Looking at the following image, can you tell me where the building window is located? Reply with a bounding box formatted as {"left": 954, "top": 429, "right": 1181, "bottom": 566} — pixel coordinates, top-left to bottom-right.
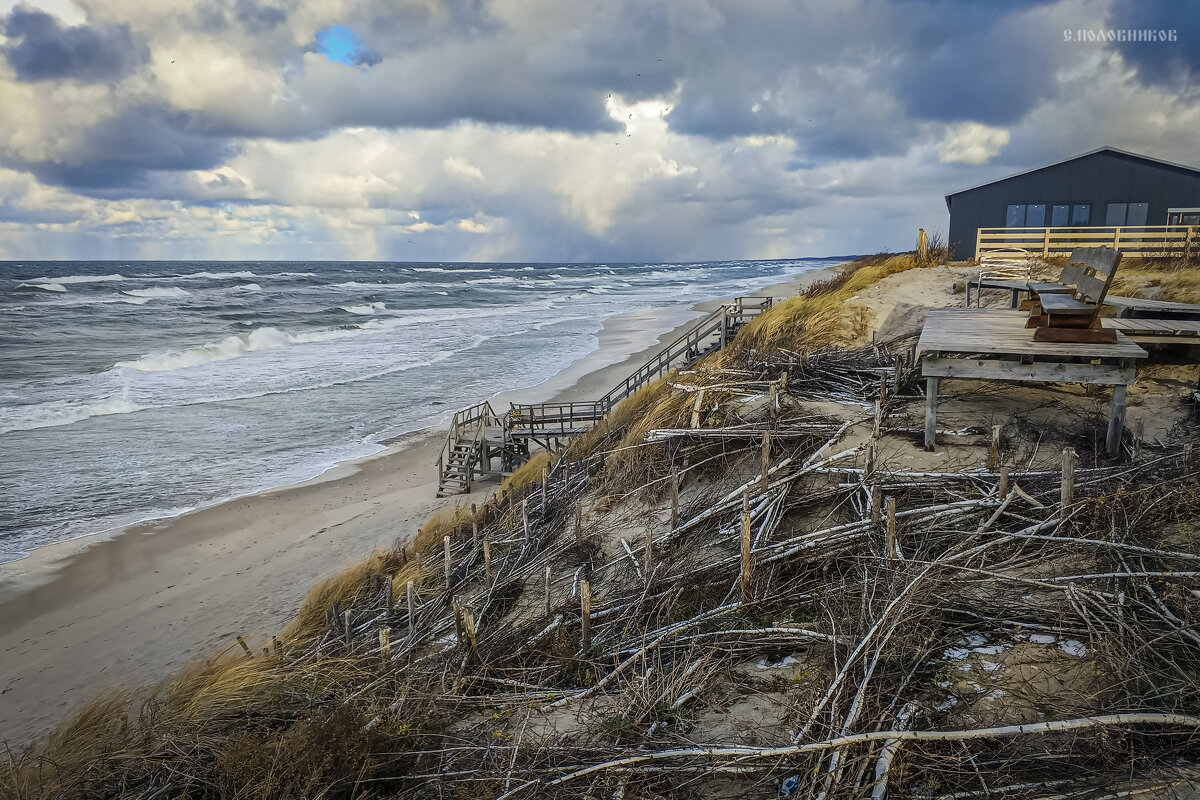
{"left": 1168, "top": 208, "right": 1200, "bottom": 226}
{"left": 1051, "top": 204, "right": 1070, "bottom": 227}
{"left": 1071, "top": 204, "right": 1090, "bottom": 226}
{"left": 1127, "top": 202, "right": 1148, "bottom": 226}
{"left": 1006, "top": 204, "right": 1025, "bottom": 227}
{"left": 1105, "top": 202, "right": 1148, "bottom": 226}
{"left": 1025, "top": 204, "right": 1046, "bottom": 227}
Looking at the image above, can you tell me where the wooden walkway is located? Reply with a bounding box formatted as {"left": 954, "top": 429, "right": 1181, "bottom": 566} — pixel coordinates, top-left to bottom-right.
{"left": 918, "top": 309, "right": 1147, "bottom": 455}
{"left": 437, "top": 296, "right": 774, "bottom": 496}
{"left": 1103, "top": 317, "right": 1200, "bottom": 344}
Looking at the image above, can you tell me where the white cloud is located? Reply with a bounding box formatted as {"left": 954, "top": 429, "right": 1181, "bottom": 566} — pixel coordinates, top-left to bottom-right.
{"left": 938, "top": 123, "right": 1011, "bottom": 165}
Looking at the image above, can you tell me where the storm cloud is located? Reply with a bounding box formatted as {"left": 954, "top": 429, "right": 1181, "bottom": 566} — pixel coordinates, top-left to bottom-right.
{"left": 2, "top": 5, "right": 148, "bottom": 82}
{"left": 0, "top": 0, "right": 1195, "bottom": 261}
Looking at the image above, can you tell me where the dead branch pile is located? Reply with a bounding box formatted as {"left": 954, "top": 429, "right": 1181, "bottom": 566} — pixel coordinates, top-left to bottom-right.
{"left": 7, "top": 343, "right": 1200, "bottom": 800}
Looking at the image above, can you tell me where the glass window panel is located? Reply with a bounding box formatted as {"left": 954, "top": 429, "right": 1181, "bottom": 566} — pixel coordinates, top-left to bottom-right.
{"left": 1126, "top": 202, "right": 1148, "bottom": 226}
{"left": 1025, "top": 204, "right": 1046, "bottom": 226}
{"left": 1106, "top": 203, "right": 1127, "bottom": 226}
{"left": 1071, "top": 204, "right": 1090, "bottom": 225}
{"left": 1006, "top": 205, "right": 1025, "bottom": 227}
{"left": 1184, "top": 213, "right": 1200, "bottom": 226}
{"left": 1051, "top": 205, "right": 1070, "bottom": 227}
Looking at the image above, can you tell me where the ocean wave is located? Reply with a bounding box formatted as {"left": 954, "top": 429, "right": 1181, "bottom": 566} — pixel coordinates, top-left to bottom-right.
{"left": 466, "top": 276, "right": 516, "bottom": 285}
{"left": 332, "top": 281, "right": 421, "bottom": 290}
{"left": 34, "top": 273, "right": 125, "bottom": 284}
{"left": 112, "top": 323, "right": 386, "bottom": 373}
{"left": 234, "top": 283, "right": 262, "bottom": 292}
{"left": 176, "top": 270, "right": 258, "bottom": 280}
{"left": 273, "top": 271, "right": 316, "bottom": 277}
{"left": 411, "top": 266, "right": 493, "bottom": 273}
{"left": 123, "top": 286, "right": 192, "bottom": 299}
{"left": 16, "top": 282, "right": 67, "bottom": 293}
{"left": 340, "top": 302, "right": 386, "bottom": 315}
{"left": 0, "top": 396, "right": 142, "bottom": 434}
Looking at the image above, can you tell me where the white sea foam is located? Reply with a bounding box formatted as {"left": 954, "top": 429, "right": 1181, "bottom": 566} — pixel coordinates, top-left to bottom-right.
{"left": 16, "top": 282, "right": 67, "bottom": 293}
{"left": 123, "top": 286, "right": 192, "bottom": 299}
{"left": 411, "top": 266, "right": 493, "bottom": 273}
{"left": 35, "top": 273, "right": 126, "bottom": 284}
{"left": 114, "top": 324, "right": 378, "bottom": 372}
{"left": 466, "top": 276, "right": 516, "bottom": 285}
{"left": 340, "top": 302, "right": 386, "bottom": 315}
{"left": 176, "top": 270, "right": 258, "bottom": 280}
{"left": 234, "top": 283, "right": 262, "bottom": 292}
{"left": 332, "top": 281, "right": 421, "bottom": 290}
{"left": 0, "top": 396, "right": 142, "bottom": 434}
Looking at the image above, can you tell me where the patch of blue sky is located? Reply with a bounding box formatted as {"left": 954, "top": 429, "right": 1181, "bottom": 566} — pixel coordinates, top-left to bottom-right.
{"left": 314, "top": 25, "right": 380, "bottom": 67}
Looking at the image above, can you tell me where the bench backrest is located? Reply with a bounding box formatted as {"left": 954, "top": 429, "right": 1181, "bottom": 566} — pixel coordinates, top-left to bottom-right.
{"left": 979, "top": 248, "right": 1032, "bottom": 281}
{"left": 1064, "top": 246, "right": 1122, "bottom": 305}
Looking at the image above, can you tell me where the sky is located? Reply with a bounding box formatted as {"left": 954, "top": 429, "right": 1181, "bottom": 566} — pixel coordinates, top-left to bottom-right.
{"left": 0, "top": 0, "right": 1196, "bottom": 262}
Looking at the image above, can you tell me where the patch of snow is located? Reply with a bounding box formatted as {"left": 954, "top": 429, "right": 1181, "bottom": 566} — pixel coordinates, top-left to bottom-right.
{"left": 1059, "top": 639, "right": 1087, "bottom": 657}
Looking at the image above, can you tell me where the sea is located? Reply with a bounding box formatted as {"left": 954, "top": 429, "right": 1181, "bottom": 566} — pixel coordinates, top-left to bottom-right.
{"left": 0, "top": 258, "right": 841, "bottom": 562}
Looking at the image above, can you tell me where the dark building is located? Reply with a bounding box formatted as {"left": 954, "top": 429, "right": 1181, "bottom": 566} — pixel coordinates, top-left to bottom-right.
{"left": 945, "top": 147, "right": 1200, "bottom": 260}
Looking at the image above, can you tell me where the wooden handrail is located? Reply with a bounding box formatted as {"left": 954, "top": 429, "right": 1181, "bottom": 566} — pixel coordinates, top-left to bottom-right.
{"left": 438, "top": 296, "right": 774, "bottom": 494}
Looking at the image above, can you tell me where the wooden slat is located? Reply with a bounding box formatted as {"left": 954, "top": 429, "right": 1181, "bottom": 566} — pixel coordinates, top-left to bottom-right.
{"left": 923, "top": 358, "right": 1136, "bottom": 385}
{"left": 917, "top": 309, "right": 1146, "bottom": 359}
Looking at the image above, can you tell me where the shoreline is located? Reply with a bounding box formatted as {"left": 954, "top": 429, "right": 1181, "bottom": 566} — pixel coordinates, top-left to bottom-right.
{"left": 0, "top": 264, "right": 838, "bottom": 747}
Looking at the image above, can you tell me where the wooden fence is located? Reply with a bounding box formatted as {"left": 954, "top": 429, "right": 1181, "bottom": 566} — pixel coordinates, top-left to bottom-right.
{"left": 976, "top": 225, "right": 1196, "bottom": 260}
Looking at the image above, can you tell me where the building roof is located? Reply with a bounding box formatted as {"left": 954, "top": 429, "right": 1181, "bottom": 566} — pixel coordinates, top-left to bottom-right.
{"left": 944, "top": 146, "right": 1200, "bottom": 212}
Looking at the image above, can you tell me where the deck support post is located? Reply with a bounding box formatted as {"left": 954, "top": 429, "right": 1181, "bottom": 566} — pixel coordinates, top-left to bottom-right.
{"left": 924, "top": 376, "right": 938, "bottom": 451}
{"left": 1107, "top": 384, "right": 1127, "bottom": 457}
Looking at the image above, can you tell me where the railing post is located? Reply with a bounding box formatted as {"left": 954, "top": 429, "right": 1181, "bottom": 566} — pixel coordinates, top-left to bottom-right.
{"left": 1042, "top": 227, "right": 1049, "bottom": 258}
{"left": 1113, "top": 227, "right": 1121, "bottom": 250}
{"left": 975, "top": 226, "right": 982, "bottom": 260}
{"left": 1187, "top": 226, "right": 1194, "bottom": 260}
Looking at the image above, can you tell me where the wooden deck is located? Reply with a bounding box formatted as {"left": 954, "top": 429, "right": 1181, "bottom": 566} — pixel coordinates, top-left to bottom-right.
{"left": 1103, "top": 295, "right": 1200, "bottom": 319}
{"left": 1103, "top": 317, "right": 1200, "bottom": 343}
{"left": 918, "top": 309, "right": 1147, "bottom": 454}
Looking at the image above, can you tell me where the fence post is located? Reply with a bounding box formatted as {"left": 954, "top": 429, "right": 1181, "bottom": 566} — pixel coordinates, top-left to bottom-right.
{"left": 1061, "top": 447, "right": 1076, "bottom": 517}
{"left": 975, "top": 227, "right": 982, "bottom": 260}
{"left": 886, "top": 496, "right": 897, "bottom": 559}
{"left": 406, "top": 580, "right": 415, "bottom": 634}
{"left": 740, "top": 505, "right": 752, "bottom": 604}
{"left": 443, "top": 535, "right": 452, "bottom": 586}
{"left": 1042, "top": 228, "right": 1050, "bottom": 257}
{"left": 483, "top": 540, "right": 493, "bottom": 587}
{"left": 1113, "top": 227, "right": 1122, "bottom": 251}
{"left": 580, "top": 580, "right": 592, "bottom": 653}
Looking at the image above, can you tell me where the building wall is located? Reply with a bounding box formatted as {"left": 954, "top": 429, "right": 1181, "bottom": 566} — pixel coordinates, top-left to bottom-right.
{"left": 946, "top": 151, "right": 1200, "bottom": 260}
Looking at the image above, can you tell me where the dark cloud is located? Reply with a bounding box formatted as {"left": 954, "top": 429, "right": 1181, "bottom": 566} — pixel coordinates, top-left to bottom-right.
{"left": 1106, "top": 0, "right": 1200, "bottom": 84}
{"left": 6, "top": 105, "right": 233, "bottom": 194}
{"left": 234, "top": 0, "right": 287, "bottom": 31}
{"left": 1, "top": 5, "right": 149, "bottom": 83}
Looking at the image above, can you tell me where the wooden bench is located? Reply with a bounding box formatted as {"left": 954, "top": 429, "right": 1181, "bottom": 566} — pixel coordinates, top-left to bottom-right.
{"left": 1026, "top": 246, "right": 1122, "bottom": 343}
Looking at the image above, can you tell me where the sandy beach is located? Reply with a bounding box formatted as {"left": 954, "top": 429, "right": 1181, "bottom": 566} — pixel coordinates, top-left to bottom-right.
{"left": 0, "top": 267, "right": 835, "bottom": 748}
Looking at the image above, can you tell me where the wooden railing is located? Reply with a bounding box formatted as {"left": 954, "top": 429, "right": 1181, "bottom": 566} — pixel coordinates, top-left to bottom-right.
{"left": 598, "top": 295, "right": 774, "bottom": 407}
{"left": 436, "top": 400, "right": 502, "bottom": 483}
{"left": 437, "top": 296, "right": 775, "bottom": 493}
{"left": 976, "top": 225, "right": 1196, "bottom": 260}
{"left": 507, "top": 401, "right": 609, "bottom": 439}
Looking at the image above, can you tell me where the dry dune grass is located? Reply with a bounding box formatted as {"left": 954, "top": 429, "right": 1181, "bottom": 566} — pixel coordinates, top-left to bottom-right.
{"left": 725, "top": 252, "right": 923, "bottom": 356}
{"left": 1109, "top": 256, "right": 1200, "bottom": 304}
{"left": 499, "top": 448, "right": 554, "bottom": 493}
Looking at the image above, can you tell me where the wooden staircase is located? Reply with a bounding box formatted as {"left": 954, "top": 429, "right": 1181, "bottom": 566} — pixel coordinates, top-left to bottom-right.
{"left": 436, "top": 296, "right": 774, "bottom": 496}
